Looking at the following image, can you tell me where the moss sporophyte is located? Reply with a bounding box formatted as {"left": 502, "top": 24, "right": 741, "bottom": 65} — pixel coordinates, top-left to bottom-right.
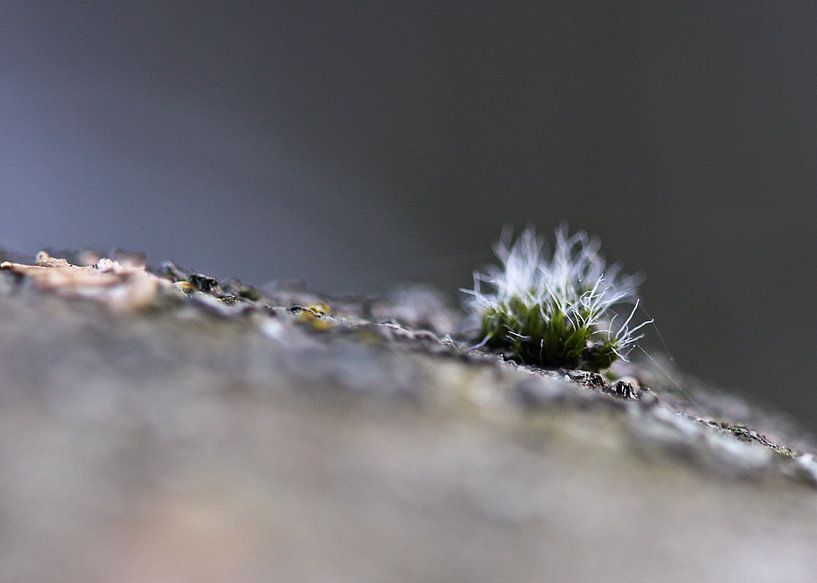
{"left": 462, "top": 227, "right": 652, "bottom": 372}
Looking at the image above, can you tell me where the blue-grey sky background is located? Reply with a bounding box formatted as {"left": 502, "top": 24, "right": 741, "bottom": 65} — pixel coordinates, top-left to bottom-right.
{"left": 2, "top": 2, "right": 816, "bottom": 426}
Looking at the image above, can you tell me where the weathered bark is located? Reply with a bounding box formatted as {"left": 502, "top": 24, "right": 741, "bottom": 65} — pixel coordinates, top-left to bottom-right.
{"left": 0, "top": 262, "right": 815, "bottom": 583}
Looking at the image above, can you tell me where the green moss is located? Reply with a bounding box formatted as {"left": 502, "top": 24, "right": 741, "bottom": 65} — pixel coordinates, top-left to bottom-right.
{"left": 481, "top": 295, "right": 619, "bottom": 371}
{"left": 465, "top": 228, "right": 651, "bottom": 372}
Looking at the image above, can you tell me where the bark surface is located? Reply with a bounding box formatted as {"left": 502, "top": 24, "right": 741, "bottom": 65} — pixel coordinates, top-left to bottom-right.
{"left": 0, "top": 261, "right": 815, "bottom": 583}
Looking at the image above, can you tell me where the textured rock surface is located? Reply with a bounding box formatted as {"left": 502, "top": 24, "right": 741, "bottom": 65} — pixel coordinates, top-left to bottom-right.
{"left": 0, "top": 263, "right": 816, "bottom": 583}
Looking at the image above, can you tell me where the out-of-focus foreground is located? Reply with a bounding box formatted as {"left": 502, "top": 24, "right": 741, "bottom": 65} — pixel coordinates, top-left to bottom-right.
{"left": 0, "top": 262, "right": 816, "bottom": 583}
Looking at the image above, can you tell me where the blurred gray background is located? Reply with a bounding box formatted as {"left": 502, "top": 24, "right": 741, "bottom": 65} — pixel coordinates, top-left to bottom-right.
{"left": 1, "top": 2, "right": 815, "bottom": 427}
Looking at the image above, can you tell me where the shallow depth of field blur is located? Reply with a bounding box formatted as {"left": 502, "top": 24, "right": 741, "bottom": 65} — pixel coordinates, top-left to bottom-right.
{"left": 1, "top": 2, "right": 816, "bottom": 427}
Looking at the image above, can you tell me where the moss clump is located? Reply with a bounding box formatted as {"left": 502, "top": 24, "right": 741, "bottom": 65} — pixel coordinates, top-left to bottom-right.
{"left": 464, "top": 228, "right": 650, "bottom": 371}
{"left": 480, "top": 297, "right": 619, "bottom": 371}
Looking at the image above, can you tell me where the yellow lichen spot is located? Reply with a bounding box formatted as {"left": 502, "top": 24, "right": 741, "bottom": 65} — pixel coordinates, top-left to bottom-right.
{"left": 173, "top": 281, "right": 195, "bottom": 294}
{"left": 309, "top": 318, "right": 335, "bottom": 331}
{"left": 294, "top": 305, "right": 335, "bottom": 330}
{"left": 305, "top": 303, "right": 332, "bottom": 316}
